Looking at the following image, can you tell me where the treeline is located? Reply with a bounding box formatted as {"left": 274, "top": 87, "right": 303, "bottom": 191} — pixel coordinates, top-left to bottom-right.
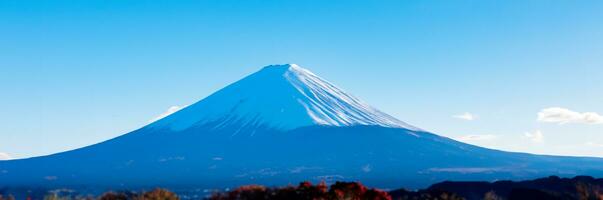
{"left": 211, "top": 176, "right": 603, "bottom": 200}
{"left": 209, "top": 181, "right": 390, "bottom": 200}
{"left": 0, "top": 188, "right": 178, "bottom": 200}
{"left": 426, "top": 176, "right": 603, "bottom": 200}
{"left": 3, "top": 176, "right": 603, "bottom": 200}
{"left": 0, "top": 182, "right": 390, "bottom": 200}
{"left": 98, "top": 188, "right": 178, "bottom": 200}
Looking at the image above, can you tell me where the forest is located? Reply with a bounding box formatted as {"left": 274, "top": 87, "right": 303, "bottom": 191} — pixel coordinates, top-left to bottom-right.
{"left": 2, "top": 176, "right": 603, "bottom": 200}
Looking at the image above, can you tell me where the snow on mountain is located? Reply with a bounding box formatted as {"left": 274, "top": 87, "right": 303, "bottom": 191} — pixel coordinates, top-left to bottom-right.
{"left": 150, "top": 64, "right": 418, "bottom": 132}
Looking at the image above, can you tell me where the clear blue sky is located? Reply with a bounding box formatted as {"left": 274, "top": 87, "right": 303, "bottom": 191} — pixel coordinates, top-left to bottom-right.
{"left": 1, "top": 0, "right": 602, "bottom": 159}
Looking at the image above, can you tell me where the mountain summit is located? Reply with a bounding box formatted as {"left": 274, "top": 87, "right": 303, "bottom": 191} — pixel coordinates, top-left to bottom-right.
{"left": 151, "top": 64, "right": 417, "bottom": 132}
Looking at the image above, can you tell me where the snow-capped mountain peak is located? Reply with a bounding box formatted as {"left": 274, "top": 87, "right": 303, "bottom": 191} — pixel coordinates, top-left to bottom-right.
{"left": 150, "top": 64, "right": 419, "bottom": 132}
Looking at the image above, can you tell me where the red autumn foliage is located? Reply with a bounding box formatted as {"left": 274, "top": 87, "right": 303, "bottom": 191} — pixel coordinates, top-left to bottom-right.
{"left": 209, "top": 181, "right": 391, "bottom": 200}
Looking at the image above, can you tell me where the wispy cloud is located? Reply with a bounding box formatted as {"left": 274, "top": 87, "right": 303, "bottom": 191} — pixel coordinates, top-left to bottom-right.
{"left": 585, "top": 142, "right": 603, "bottom": 148}
{"left": 453, "top": 112, "right": 477, "bottom": 121}
{"left": 149, "top": 105, "right": 188, "bottom": 123}
{"left": 538, "top": 107, "right": 603, "bottom": 125}
{"left": 455, "top": 134, "right": 498, "bottom": 142}
{"left": 524, "top": 130, "right": 544, "bottom": 143}
{"left": 0, "top": 152, "right": 11, "bottom": 160}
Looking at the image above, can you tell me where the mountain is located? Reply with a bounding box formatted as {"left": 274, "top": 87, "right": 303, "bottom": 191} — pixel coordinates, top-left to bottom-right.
{"left": 1, "top": 64, "right": 603, "bottom": 191}
{"left": 150, "top": 64, "right": 417, "bottom": 133}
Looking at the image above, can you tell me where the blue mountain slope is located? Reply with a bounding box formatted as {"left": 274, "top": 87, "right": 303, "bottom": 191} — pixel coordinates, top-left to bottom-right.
{"left": 2, "top": 125, "right": 603, "bottom": 189}
{"left": 1, "top": 64, "right": 603, "bottom": 190}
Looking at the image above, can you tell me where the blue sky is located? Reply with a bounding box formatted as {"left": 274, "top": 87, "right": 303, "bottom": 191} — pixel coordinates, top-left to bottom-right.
{"left": 1, "top": 0, "right": 602, "bottom": 160}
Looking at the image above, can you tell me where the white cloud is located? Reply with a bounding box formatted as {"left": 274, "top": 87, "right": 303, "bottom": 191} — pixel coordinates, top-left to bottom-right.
{"left": 455, "top": 134, "right": 498, "bottom": 142}
{"left": 453, "top": 112, "right": 477, "bottom": 121}
{"left": 0, "top": 152, "right": 12, "bottom": 160}
{"left": 585, "top": 142, "right": 603, "bottom": 148}
{"left": 537, "top": 107, "right": 603, "bottom": 125}
{"left": 149, "top": 105, "right": 188, "bottom": 123}
{"left": 524, "top": 130, "right": 544, "bottom": 143}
